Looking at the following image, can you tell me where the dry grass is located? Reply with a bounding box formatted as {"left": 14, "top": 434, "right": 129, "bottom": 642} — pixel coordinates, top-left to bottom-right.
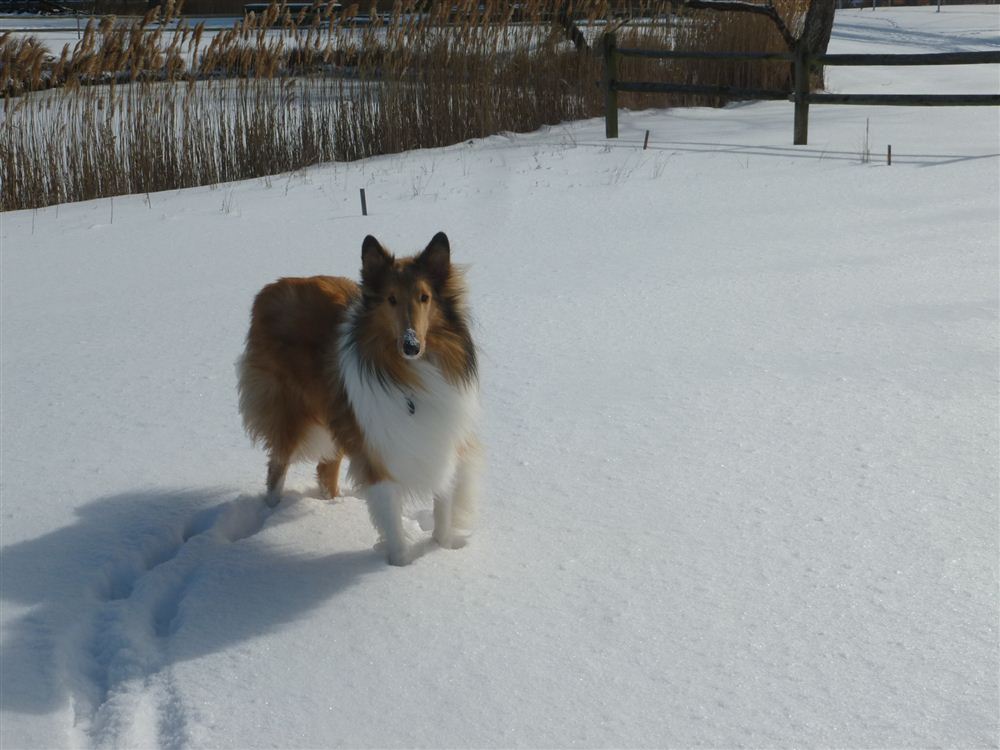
{"left": 1, "top": 33, "right": 53, "bottom": 96}
{"left": 1, "top": 0, "right": 810, "bottom": 211}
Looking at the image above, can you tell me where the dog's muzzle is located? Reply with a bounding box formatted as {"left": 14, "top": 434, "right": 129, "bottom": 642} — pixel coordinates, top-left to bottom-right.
{"left": 402, "top": 328, "right": 421, "bottom": 358}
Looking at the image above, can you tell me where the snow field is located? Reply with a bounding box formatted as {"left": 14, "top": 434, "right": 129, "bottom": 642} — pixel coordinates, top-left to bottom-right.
{"left": 2, "top": 6, "right": 998, "bottom": 749}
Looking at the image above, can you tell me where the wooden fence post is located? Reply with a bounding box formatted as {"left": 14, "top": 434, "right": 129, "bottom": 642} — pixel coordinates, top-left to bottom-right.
{"left": 603, "top": 32, "right": 619, "bottom": 139}
{"left": 793, "top": 46, "right": 810, "bottom": 145}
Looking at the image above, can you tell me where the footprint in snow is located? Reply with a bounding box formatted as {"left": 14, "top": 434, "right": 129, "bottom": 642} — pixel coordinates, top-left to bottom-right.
{"left": 73, "top": 493, "right": 273, "bottom": 749}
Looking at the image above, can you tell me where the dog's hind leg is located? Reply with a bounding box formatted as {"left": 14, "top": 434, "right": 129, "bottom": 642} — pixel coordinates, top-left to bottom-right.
{"left": 317, "top": 453, "right": 343, "bottom": 499}
{"left": 260, "top": 398, "right": 312, "bottom": 508}
{"left": 265, "top": 457, "right": 289, "bottom": 508}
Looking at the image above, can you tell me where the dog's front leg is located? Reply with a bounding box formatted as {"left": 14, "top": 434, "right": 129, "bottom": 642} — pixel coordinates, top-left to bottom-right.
{"left": 433, "top": 441, "right": 480, "bottom": 550}
{"left": 432, "top": 494, "right": 461, "bottom": 550}
{"left": 365, "top": 481, "right": 411, "bottom": 566}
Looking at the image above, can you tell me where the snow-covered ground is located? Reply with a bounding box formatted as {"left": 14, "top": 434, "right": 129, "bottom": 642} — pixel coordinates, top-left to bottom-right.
{"left": 2, "top": 6, "right": 998, "bottom": 749}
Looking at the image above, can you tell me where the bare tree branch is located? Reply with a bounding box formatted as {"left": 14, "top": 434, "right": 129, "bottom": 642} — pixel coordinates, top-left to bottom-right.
{"left": 558, "top": 2, "right": 589, "bottom": 52}
{"left": 676, "top": 0, "right": 798, "bottom": 50}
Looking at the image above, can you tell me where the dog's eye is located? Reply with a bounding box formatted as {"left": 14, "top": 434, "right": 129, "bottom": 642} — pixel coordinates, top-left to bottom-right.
{"left": 387, "top": 295, "right": 397, "bottom": 306}
{"left": 420, "top": 293, "right": 429, "bottom": 303}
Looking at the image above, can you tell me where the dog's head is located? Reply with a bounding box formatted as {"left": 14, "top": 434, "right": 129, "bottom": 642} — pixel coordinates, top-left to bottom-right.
{"left": 360, "top": 232, "right": 452, "bottom": 361}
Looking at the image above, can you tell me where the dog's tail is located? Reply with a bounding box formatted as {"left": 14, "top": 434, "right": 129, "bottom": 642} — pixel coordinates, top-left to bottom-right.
{"left": 236, "top": 353, "right": 268, "bottom": 447}
{"left": 235, "top": 353, "right": 301, "bottom": 455}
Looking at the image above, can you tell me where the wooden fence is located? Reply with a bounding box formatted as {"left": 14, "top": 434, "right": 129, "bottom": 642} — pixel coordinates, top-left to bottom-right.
{"left": 601, "top": 32, "right": 1000, "bottom": 144}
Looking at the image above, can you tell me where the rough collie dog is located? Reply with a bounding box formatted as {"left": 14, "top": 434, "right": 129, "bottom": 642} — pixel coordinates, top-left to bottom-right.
{"left": 237, "top": 232, "right": 480, "bottom": 565}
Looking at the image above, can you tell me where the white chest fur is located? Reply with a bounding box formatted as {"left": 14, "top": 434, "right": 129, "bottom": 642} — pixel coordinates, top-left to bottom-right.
{"left": 339, "top": 347, "right": 479, "bottom": 493}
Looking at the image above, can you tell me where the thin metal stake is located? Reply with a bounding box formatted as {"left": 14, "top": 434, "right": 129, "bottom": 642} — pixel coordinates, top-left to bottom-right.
{"left": 360, "top": 188, "right": 368, "bottom": 216}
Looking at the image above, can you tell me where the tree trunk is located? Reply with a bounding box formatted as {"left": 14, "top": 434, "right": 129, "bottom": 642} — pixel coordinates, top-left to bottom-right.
{"left": 799, "top": 0, "right": 837, "bottom": 87}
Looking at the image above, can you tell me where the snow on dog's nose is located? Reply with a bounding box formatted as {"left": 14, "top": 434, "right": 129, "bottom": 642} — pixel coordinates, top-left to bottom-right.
{"left": 402, "top": 328, "right": 421, "bottom": 359}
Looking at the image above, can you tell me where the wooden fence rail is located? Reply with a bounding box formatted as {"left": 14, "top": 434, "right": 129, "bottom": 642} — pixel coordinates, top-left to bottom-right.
{"left": 601, "top": 32, "right": 1000, "bottom": 144}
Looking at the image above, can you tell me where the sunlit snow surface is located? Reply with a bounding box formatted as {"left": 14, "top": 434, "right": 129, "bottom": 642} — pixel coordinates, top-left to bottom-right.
{"left": 2, "top": 6, "right": 998, "bottom": 748}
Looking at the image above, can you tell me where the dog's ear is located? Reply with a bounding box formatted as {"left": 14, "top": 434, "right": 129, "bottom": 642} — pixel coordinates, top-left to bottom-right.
{"left": 361, "top": 235, "right": 392, "bottom": 289}
{"left": 416, "top": 232, "right": 450, "bottom": 287}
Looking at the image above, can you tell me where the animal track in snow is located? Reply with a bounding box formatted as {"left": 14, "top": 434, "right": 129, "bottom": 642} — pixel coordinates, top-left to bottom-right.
{"left": 68, "top": 494, "right": 272, "bottom": 750}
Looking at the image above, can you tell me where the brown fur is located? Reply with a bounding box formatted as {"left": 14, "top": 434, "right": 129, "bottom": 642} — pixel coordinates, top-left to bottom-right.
{"left": 237, "top": 233, "right": 477, "bottom": 506}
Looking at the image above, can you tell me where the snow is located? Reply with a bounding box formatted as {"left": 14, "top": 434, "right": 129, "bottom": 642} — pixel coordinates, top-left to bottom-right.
{"left": 2, "top": 5, "right": 998, "bottom": 749}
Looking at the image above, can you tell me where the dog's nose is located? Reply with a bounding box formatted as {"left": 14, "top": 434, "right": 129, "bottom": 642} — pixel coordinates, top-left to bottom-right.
{"left": 402, "top": 329, "right": 421, "bottom": 358}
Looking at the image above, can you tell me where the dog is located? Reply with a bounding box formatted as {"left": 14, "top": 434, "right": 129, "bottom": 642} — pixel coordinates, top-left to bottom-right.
{"left": 237, "top": 232, "right": 480, "bottom": 565}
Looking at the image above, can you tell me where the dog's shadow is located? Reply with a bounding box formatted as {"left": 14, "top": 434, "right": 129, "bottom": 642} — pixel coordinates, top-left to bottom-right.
{"left": 0, "top": 487, "right": 390, "bottom": 718}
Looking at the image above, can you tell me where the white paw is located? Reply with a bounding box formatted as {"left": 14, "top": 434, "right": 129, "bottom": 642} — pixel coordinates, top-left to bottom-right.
{"left": 387, "top": 547, "right": 413, "bottom": 566}
{"left": 374, "top": 540, "right": 413, "bottom": 566}
{"left": 433, "top": 532, "right": 468, "bottom": 551}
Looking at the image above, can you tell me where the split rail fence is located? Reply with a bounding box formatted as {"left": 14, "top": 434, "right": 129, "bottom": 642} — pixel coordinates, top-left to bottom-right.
{"left": 600, "top": 32, "right": 1000, "bottom": 144}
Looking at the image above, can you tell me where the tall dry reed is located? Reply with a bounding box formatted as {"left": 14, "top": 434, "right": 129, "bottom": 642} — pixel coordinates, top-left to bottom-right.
{"left": 2, "top": 0, "right": 809, "bottom": 211}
